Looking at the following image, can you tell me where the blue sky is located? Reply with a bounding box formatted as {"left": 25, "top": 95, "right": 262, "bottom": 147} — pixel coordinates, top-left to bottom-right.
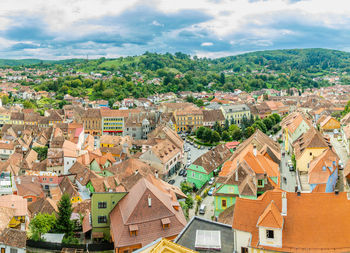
{"left": 0, "top": 0, "right": 350, "bottom": 59}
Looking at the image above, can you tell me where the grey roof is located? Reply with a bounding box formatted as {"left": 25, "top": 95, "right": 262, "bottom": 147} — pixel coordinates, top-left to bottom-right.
{"left": 221, "top": 104, "right": 250, "bottom": 113}
{"left": 174, "top": 216, "right": 234, "bottom": 253}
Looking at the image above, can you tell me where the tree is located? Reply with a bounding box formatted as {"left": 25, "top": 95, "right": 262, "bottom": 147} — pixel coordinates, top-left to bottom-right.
{"left": 263, "top": 117, "right": 273, "bottom": 130}
{"left": 203, "top": 128, "right": 212, "bottom": 142}
{"left": 224, "top": 119, "right": 229, "bottom": 131}
{"left": 55, "top": 194, "right": 74, "bottom": 236}
{"left": 221, "top": 131, "right": 230, "bottom": 141}
{"left": 232, "top": 129, "right": 242, "bottom": 141}
{"left": 196, "top": 126, "right": 206, "bottom": 139}
{"left": 219, "top": 73, "right": 225, "bottom": 84}
{"left": 244, "top": 126, "right": 255, "bottom": 138}
{"left": 212, "top": 131, "right": 221, "bottom": 143}
{"left": 1, "top": 96, "right": 9, "bottom": 105}
{"left": 271, "top": 113, "right": 281, "bottom": 123}
{"left": 29, "top": 213, "right": 56, "bottom": 241}
{"left": 33, "top": 146, "right": 48, "bottom": 161}
{"left": 213, "top": 121, "right": 222, "bottom": 134}
{"left": 102, "top": 89, "right": 115, "bottom": 98}
{"left": 23, "top": 100, "right": 36, "bottom": 109}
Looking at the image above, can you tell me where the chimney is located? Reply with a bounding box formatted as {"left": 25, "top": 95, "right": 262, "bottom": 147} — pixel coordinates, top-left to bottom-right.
{"left": 17, "top": 178, "right": 21, "bottom": 185}
{"left": 155, "top": 170, "right": 159, "bottom": 178}
{"left": 253, "top": 144, "right": 257, "bottom": 157}
{"left": 148, "top": 195, "right": 152, "bottom": 207}
{"left": 297, "top": 190, "right": 301, "bottom": 196}
{"left": 31, "top": 177, "right": 34, "bottom": 183}
{"left": 281, "top": 192, "right": 287, "bottom": 216}
{"left": 335, "top": 189, "right": 339, "bottom": 195}
{"left": 135, "top": 169, "right": 138, "bottom": 175}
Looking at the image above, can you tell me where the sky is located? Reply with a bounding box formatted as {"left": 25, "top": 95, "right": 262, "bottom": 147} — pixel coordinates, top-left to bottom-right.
{"left": 1, "top": 0, "right": 350, "bottom": 59}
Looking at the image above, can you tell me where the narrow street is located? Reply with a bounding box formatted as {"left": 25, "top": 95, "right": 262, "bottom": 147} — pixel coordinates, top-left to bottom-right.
{"left": 279, "top": 142, "right": 298, "bottom": 192}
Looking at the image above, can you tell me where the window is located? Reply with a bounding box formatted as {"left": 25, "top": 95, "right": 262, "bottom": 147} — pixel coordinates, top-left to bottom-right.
{"left": 258, "top": 179, "right": 263, "bottom": 187}
{"left": 49, "top": 178, "right": 53, "bottom": 182}
{"left": 130, "top": 230, "right": 137, "bottom": 236}
{"left": 98, "top": 216, "right": 107, "bottom": 223}
{"left": 98, "top": 202, "right": 107, "bottom": 209}
{"left": 266, "top": 229, "right": 274, "bottom": 239}
{"left": 27, "top": 198, "right": 33, "bottom": 202}
{"left": 222, "top": 199, "right": 227, "bottom": 208}
{"left": 241, "top": 247, "right": 248, "bottom": 253}
{"left": 45, "top": 185, "right": 49, "bottom": 190}
{"left": 310, "top": 152, "right": 312, "bottom": 156}
{"left": 10, "top": 249, "right": 18, "bottom": 253}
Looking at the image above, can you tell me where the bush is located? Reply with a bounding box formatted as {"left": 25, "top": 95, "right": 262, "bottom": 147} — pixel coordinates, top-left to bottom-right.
{"left": 185, "top": 195, "right": 194, "bottom": 209}
{"left": 62, "top": 236, "right": 79, "bottom": 245}
{"left": 180, "top": 181, "right": 193, "bottom": 195}
{"left": 195, "top": 195, "right": 202, "bottom": 203}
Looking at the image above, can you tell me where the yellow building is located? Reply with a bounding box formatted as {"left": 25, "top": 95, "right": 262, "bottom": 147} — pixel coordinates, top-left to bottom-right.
{"left": 138, "top": 238, "right": 198, "bottom": 253}
{"left": 319, "top": 116, "right": 340, "bottom": 133}
{"left": 220, "top": 104, "right": 251, "bottom": 125}
{"left": 0, "top": 109, "right": 10, "bottom": 128}
{"left": 292, "top": 128, "right": 329, "bottom": 172}
{"left": 173, "top": 106, "right": 203, "bottom": 133}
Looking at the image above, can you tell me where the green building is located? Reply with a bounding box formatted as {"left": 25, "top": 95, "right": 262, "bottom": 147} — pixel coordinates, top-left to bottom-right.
{"left": 91, "top": 192, "right": 127, "bottom": 238}
{"left": 186, "top": 144, "right": 232, "bottom": 189}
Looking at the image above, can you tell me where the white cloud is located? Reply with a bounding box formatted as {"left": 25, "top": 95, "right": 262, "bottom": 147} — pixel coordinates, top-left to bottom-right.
{"left": 201, "top": 42, "right": 213, "bottom": 46}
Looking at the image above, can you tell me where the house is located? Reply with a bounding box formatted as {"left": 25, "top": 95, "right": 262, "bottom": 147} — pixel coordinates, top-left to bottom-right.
{"left": 0, "top": 141, "right": 15, "bottom": 160}
{"left": 292, "top": 128, "right": 331, "bottom": 172}
{"left": 28, "top": 197, "right": 58, "bottom": 218}
{"left": 342, "top": 124, "right": 350, "bottom": 155}
{"left": 174, "top": 216, "right": 234, "bottom": 253}
{"left": 214, "top": 146, "right": 279, "bottom": 216}
{"left": 81, "top": 109, "right": 102, "bottom": 136}
{"left": 319, "top": 116, "right": 340, "bottom": 133}
{"left": 0, "top": 228, "right": 26, "bottom": 253}
{"left": 220, "top": 104, "right": 250, "bottom": 125}
{"left": 0, "top": 172, "right": 15, "bottom": 195}
{"left": 62, "top": 140, "right": 79, "bottom": 174}
{"left": 140, "top": 139, "right": 182, "bottom": 178}
{"left": 135, "top": 238, "right": 197, "bottom": 253}
{"left": 15, "top": 175, "right": 45, "bottom": 203}
{"left": 0, "top": 195, "right": 27, "bottom": 229}
{"left": 109, "top": 178, "right": 186, "bottom": 253}
{"left": 187, "top": 144, "right": 231, "bottom": 189}
{"left": 90, "top": 192, "right": 127, "bottom": 240}
{"left": 281, "top": 112, "right": 311, "bottom": 152}
{"left": 308, "top": 148, "right": 339, "bottom": 193}
{"left": 202, "top": 109, "right": 225, "bottom": 127}
{"left": 173, "top": 106, "right": 203, "bottom": 133}
{"left": 59, "top": 176, "right": 82, "bottom": 203}
{"left": 233, "top": 190, "right": 350, "bottom": 253}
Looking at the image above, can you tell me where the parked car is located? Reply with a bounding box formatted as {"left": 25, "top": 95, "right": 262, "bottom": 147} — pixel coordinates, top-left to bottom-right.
{"left": 208, "top": 147, "right": 213, "bottom": 150}
{"left": 338, "top": 136, "right": 342, "bottom": 141}
{"left": 208, "top": 177, "right": 215, "bottom": 185}
{"left": 208, "top": 187, "right": 215, "bottom": 196}
{"left": 179, "top": 169, "right": 185, "bottom": 176}
{"left": 187, "top": 156, "right": 191, "bottom": 160}
{"left": 186, "top": 161, "right": 191, "bottom": 167}
{"left": 199, "top": 204, "right": 206, "bottom": 215}
{"left": 183, "top": 170, "right": 187, "bottom": 177}
{"left": 201, "top": 146, "right": 205, "bottom": 150}
{"left": 168, "top": 179, "right": 175, "bottom": 185}
{"left": 339, "top": 161, "right": 344, "bottom": 170}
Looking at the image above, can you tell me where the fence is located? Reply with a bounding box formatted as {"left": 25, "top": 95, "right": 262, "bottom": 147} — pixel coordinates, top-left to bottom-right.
{"left": 26, "top": 239, "right": 114, "bottom": 252}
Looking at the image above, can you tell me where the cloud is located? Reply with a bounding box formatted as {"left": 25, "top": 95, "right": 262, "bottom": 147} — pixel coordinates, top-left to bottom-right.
{"left": 0, "top": 0, "right": 350, "bottom": 58}
{"left": 201, "top": 42, "right": 213, "bottom": 46}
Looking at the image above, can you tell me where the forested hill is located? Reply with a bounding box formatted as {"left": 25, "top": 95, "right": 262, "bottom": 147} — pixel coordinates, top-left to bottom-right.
{"left": 4, "top": 48, "right": 350, "bottom": 101}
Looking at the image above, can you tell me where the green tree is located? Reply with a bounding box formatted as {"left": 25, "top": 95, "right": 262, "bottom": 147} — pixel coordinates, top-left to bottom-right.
{"left": 221, "top": 131, "right": 230, "bottom": 141}
{"left": 212, "top": 131, "right": 221, "bottom": 143}
{"left": 1, "top": 96, "right": 9, "bottom": 105}
{"left": 271, "top": 113, "right": 281, "bottom": 123}
{"left": 244, "top": 126, "right": 255, "bottom": 138}
{"left": 263, "top": 117, "right": 273, "bottom": 130}
{"left": 219, "top": 73, "right": 225, "bottom": 84}
{"left": 102, "top": 88, "right": 115, "bottom": 98}
{"left": 23, "top": 100, "right": 36, "bottom": 109}
{"left": 232, "top": 129, "right": 242, "bottom": 141}
{"left": 33, "top": 147, "right": 48, "bottom": 161}
{"left": 29, "top": 213, "right": 56, "bottom": 241}
{"left": 203, "top": 128, "right": 212, "bottom": 142}
{"left": 55, "top": 193, "right": 74, "bottom": 236}
{"left": 196, "top": 126, "right": 206, "bottom": 139}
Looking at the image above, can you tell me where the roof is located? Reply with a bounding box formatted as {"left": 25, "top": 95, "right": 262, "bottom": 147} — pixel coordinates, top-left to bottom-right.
{"left": 0, "top": 228, "right": 26, "bottom": 249}
{"left": 233, "top": 190, "right": 350, "bottom": 252}
{"left": 293, "top": 128, "right": 331, "bottom": 159}
{"left": 256, "top": 200, "right": 283, "bottom": 228}
{"left": 15, "top": 175, "right": 44, "bottom": 198}
{"left": 320, "top": 116, "right": 339, "bottom": 128}
{"left": 28, "top": 197, "right": 58, "bottom": 217}
{"left": 202, "top": 110, "right": 225, "bottom": 123}
{"left": 308, "top": 148, "right": 339, "bottom": 185}
{"left": 109, "top": 178, "right": 186, "bottom": 248}
{"left": 174, "top": 216, "right": 234, "bottom": 253}
{"left": 135, "top": 238, "right": 198, "bottom": 253}
{"left": 192, "top": 144, "right": 231, "bottom": 174}
{"left": 0, "top": 194, "right": 27, "bottom": 216}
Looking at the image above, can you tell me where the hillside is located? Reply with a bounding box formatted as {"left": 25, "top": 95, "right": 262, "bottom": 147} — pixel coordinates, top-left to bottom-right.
{"left": 3, "top": 48, "right": 350, "bottom": 104}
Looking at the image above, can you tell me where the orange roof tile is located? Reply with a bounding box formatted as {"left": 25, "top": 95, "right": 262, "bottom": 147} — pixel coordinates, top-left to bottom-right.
{"left": 257, "top": 200, "right": 283, "bottom": 229}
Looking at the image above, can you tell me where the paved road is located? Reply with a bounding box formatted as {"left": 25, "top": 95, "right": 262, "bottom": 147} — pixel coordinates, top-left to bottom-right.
{"left": 171, "top": 142, "right": 209, "bottom": 188}
{"left": 279, "top": 142, "right": 298, "bottom": 192}
{"left": 188, "top": 195, "right": 214, "bottom": 220}
{"left": 330, "top": 134, "right": 349, "bottom": 164}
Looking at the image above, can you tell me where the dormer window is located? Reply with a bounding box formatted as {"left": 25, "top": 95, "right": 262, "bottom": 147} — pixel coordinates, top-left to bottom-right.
{"left": 129, "top": 224, "right": 138, "bottom": 236}
{"left": 266, "top": 230, "right": 274, "bottom": 239}
{"left": 161, "top": 218, "right": 170, "bottom": 229}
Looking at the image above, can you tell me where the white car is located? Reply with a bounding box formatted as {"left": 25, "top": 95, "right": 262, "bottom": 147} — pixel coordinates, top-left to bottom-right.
{"left": 208, "top": 177, "right": 215, "bottom": 185}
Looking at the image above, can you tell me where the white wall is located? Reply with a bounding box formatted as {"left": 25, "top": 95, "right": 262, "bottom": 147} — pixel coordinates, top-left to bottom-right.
{"left": 63, "top": 157, "right": 76, "bottom": 175}
{"left": 258, "top": 227, "right": 282, "bottom": 248}
{"left": 234, "top": 230, "right": 252, "bottom": 253}
{"left": 0, "top": 244, "right": 25, "bottom": 253}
